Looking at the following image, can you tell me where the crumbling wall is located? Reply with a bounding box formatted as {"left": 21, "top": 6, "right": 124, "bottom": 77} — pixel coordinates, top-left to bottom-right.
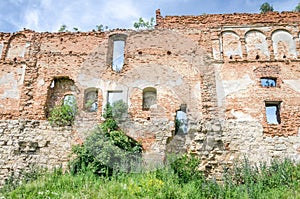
{"left": 0, "top": 120, "right": 77, "bottom": 185}
{"left": 0, "top": 10, "right": 300, "bottom": 183}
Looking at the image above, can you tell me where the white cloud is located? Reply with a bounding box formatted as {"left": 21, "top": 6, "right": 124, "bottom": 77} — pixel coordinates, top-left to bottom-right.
{"left": 24, "top": 9, "right": 40, "bottom": 31}
{"left": 1, "top": 0, "right": 299, "bottom": 32}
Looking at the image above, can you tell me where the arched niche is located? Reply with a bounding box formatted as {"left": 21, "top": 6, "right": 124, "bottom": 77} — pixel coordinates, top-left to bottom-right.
{"left": 84, "top": 88, "right": 98, "bottom": 112}
{"left": 272, "top": 30, "right": 297, "bottom": 59}
{"left": 142, "top": 87, "right": 157, "bottom": 110}
{"left": 45, "top": 77, "right": 77, "bottom": 117}
{"left": 245, "top": 30, "right": 269, "bottom": 60}
{"left": 221, "top": 31, "right": 242, "bottom": 59}
{"left": 6, "top": 34, "right": 29, "bottom": 60}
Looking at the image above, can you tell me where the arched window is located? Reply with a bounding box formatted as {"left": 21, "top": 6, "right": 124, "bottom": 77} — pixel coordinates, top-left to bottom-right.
{"left": 84, "top": 89, "right": 98, "bottom": 112}
{"left": 143, "top": 87, "right": 157, "bottom": 110}
{"left": 45, "top": 77, "right": 77, "bottom": 118}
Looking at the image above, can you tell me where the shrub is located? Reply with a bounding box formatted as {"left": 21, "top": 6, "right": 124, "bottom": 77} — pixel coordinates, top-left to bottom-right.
{"left": 112, "top": 100, "right": 128, "bottom": 119}
{"left": 69, "top": 101, "right": 142, "bottom": 176}
{"left": 103, "top": 100, "right": 128, "bottom": 120}
{"left": 170, "top": 154, "right": 204, "bottom": 183}
{"left": 48, "top": 103, "right": 77, "bottom": 126}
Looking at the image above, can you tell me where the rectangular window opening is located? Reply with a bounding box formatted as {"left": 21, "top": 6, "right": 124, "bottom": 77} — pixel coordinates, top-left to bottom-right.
{"left": 261, "top": 78, "right": 276, "bottom": 87}
{"left": 175, "top": 104, "right": 188, "bottom": 134}
{"left": 265, "top": 101, "right": 281, "bottom": 124}
{"left": 107, "top": 91, "right": 123, "bottom": 105}
{"left": 112, "top": 40, "right": 125, "bottom": 72}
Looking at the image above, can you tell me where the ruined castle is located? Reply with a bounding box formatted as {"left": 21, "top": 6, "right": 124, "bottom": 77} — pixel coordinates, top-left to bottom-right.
{"left": 0, "top": 9, "right": 300, "bottom": 183}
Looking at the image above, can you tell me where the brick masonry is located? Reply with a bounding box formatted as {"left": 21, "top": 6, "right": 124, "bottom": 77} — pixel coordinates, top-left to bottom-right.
{"left": 0, "top": 10, "right": 300, "bottom": 183}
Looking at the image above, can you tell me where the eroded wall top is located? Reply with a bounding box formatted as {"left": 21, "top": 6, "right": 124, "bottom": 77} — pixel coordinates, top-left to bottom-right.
{"left": 155, "top": 9, "right": 300, "bottom": 29}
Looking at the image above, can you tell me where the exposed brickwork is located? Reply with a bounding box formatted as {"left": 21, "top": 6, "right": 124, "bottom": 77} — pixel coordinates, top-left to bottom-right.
{"left": 0, "top": 10, "right": 300, "bottom": 183}
{"left": 156, "top": 9, "right": 300, "bottom": 29}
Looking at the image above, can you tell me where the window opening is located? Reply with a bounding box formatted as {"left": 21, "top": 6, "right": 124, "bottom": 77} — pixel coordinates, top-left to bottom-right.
{"left": 175, "top": 104, "right": 188, "bottom": 134}
{"left": 0, "top": 43, "right": 3, "bottom": 57}
{"left": 108, "top": 91, "right": 123, "bottom": 105}
{"left": 142, "top": 87, "right": 157, "bottom": 110}
{"left": 261, "top": 78, "right": 276, "bottom": 87}
{"left": 265, "top": 101, "right": 281, "bottom": 124}
{"left": 112, "top": 40, "right": 125, "bottom": 72}
{"left": 63, "top": 95, "right": 77, "bottom": 114}
{"left": 84, "top": 90, "right": 98, "bottom": 112}
{"left": 50, "top": 80, "right": 55, "bottom": 88}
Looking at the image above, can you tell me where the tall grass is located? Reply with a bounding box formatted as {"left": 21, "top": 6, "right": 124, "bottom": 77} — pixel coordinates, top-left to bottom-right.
{"left": 1, "top": 156, "right": 300, "bottom": 199}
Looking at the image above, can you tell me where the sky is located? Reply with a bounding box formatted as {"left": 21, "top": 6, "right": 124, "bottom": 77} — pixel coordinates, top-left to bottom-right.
{"left": 0, "top": 0, "right": 299, "bottom": 33}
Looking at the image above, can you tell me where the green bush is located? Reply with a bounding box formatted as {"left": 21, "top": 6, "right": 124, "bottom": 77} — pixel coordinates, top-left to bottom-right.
{"left": 111, "top": 100, "right": 128, "bottom": 119}
{"left": 48, "top": 103, "right": 77, "bottom": 126}
{"left": 69, "top": 102, "right": 142, "bottom": 176}
{"left": 103, "top": 100, "right": 128, "bottom": 120}
{"left": 171, "top": 154, "right": 204, "bottom": 183}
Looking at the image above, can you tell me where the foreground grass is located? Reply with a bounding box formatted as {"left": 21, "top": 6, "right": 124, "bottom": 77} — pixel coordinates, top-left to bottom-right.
{"left": 1, "top": 158, "right": 300, "bottom": 199}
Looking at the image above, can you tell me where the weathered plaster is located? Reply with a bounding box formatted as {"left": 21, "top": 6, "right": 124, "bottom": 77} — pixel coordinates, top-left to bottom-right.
{"left": 0, "top": 11, "right": 300, "bottom": 183}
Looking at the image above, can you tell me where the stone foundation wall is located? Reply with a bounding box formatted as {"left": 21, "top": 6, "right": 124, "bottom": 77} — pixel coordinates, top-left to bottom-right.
{"left": 0, "top": 120, "right": 77, "bottom": 185}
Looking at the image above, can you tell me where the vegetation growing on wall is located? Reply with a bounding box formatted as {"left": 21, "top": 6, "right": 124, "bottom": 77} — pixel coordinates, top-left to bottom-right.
{"left": 133, "top": 17, "right": 155, "bottom": 30}
{"left": 48, "top": 100, "right": 77, "bottom": 126}
{"left": 69, "top": 101, "right": 142, "bottom": 176}
{"left": 295, "top": 2, "right": 300, "bottom": 12}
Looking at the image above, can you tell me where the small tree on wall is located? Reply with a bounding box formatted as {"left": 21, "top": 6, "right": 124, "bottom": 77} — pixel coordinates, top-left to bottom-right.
{"left": 58, "top": 24, "right": 69, "bottom": 32}
{"left": 133, "top": 17, "right": 155, "bottom": 30}
{"left": 294, "top": 3, "right": 300, "bottom": 12}
{"left": 260, "top": 2, "right": 274, "bottom": 13}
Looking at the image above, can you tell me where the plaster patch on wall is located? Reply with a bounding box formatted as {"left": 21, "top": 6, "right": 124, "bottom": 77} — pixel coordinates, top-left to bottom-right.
{"left": 222, "top": 75, "right": 254, "bottom": 97}
{"left": 21, "top": 42, "right": 30, "bottom": 57}
{"left": 0, "top": 75, "right": 19, "bottom": 99}
{"left": 283, "top": 80, "right": 300, "bottom": 93}
{"left": 18, "top": 64, "right": 26, "bottom": 85}
{"left": 129, "top": 79, "right": 156, "bottom": 89}
{"left": 230, "top": 109, "right": 255, "bottom": 121}
{"left": 0, "top": 43, "right": 3, "bottom": 57}
{"left": 245, "top": 30, "right": 270, "bottom": 59}
{"left": 78, "top": 74, "right": 101, "bottom": 87}
{"left": 166, "top": 77, "right": 183, "bottom": 87}
{"left": 215, "top": 68, "right": 225, "bottom": 107}
{"left": 272, "top": 30, "right": 297, "bottom": 59}
{"left": 193, "top": 82, "right": 201, "bottom": 99}
{"left": 38, "top": 79, "right": 45, "bottom": 86}
{"left": 212, "top": 39, "right": 221, "bottom": 60}
{"left": 222, "top": 31, "right": 242, "bottom": 58}
{"left": 0, "top": 73, "right": 20, "bottom": 99}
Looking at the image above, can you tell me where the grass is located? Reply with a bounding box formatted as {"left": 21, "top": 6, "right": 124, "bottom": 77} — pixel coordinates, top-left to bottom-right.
{"left": 1, "top": 157, "right": 300, "bottom": 199}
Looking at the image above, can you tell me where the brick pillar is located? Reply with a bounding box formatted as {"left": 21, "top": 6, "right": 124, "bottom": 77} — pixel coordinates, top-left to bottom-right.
{"left": 240, "top": 37, "right": 247, "bottom": 60}
{"left": 266, "top": 37, "right": 274, "bottom": 60}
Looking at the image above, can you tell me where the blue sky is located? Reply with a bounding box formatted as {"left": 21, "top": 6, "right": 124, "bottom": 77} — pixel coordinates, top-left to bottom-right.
{"left": 0, "top": 0, "right": 299, "bottom": 32}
